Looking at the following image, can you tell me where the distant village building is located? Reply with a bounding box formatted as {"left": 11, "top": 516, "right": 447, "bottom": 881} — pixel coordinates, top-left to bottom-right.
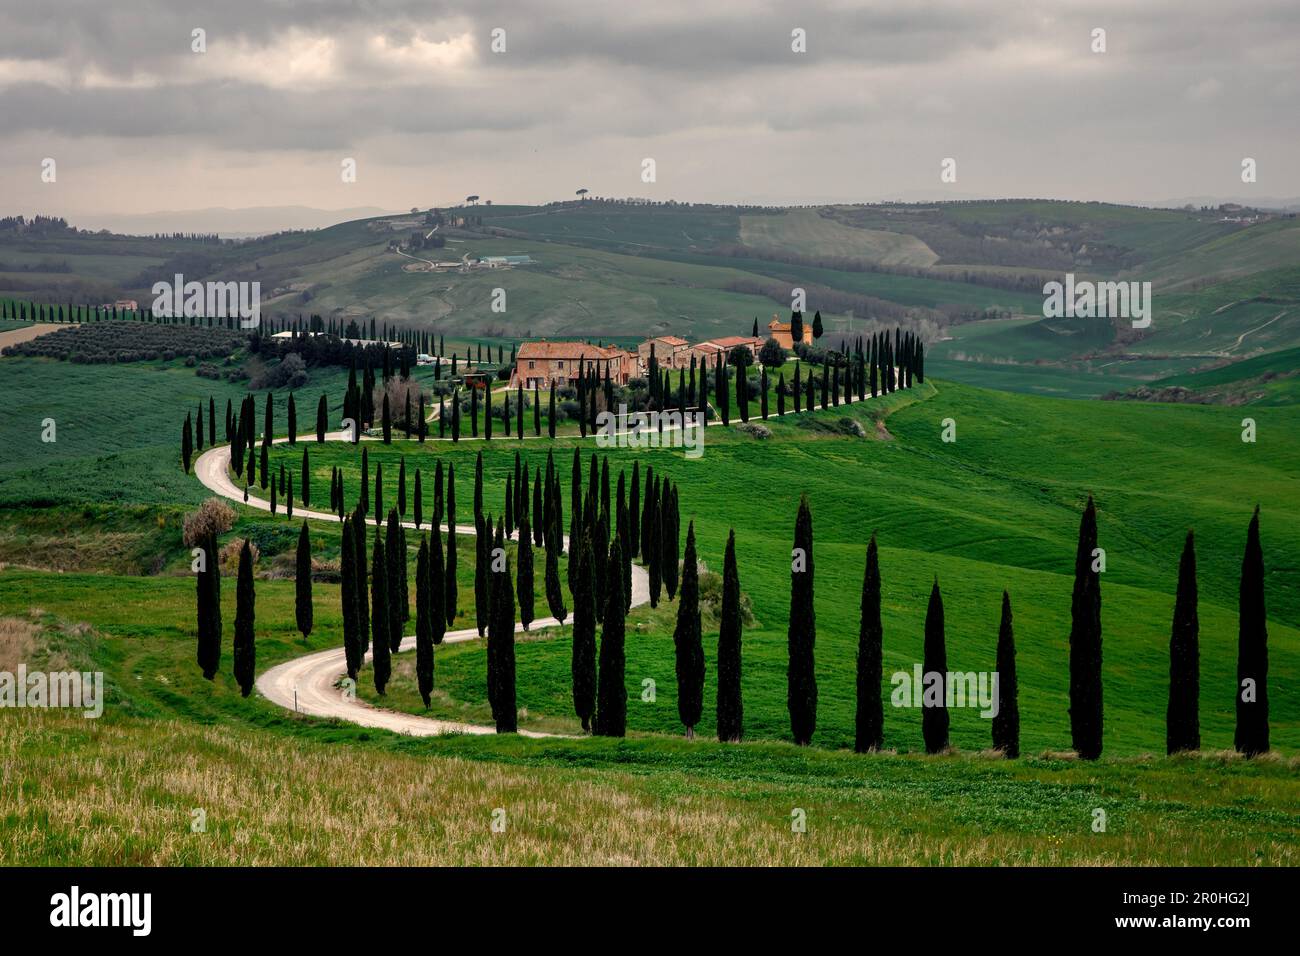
{"left": 480, "top": 255, "right": 534, "bottom": 268}
{"left": 514, "top": 340, "right": 634, "bottom": 389}
{"left": 637, "top": 335, "right": 691, "bottom": 372}
{"left": 689, "top": 335, "right": 763, "bottom": 366}
{"left": 766, "top": 315, "right": 813, "bottom": 349}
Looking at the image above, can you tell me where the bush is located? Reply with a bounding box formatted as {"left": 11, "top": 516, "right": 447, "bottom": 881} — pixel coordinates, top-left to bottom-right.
{"left": 182, "top": 498, "right": 237, "bottom": 547}
{"left": 219, "top": 537, "right": 258, "bottom": 574}
{"left": 735, "top": 422, "right": 771, "bottom": 440}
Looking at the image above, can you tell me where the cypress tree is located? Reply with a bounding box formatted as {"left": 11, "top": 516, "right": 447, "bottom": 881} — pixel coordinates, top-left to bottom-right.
{"left": 340, "top": 517, "right": 361, "bottom": 680}
{"left": 300, "top": 447, "right": 310, "bottom": 507}
{"left": 295, "top": 521, "right": 313, "bottom": 642}
{"left": 487, "top": 522, "right": 518, "bottom": 733}
{"left": 429, "top": 519, "right": 446, "bottom": 646}
{"left": 922, "top": 578, "right": 950, "bottom": 754}
{"left": 445, "top": 464, "right": 458, "bottom": 626}
{"left": 548, "top": 386, "right": 557, "bottom": 438}
{"left": 398, "top": 457, "right": 407, "bottom": 516}
{"left": 518, "top": 510, "right": 535, "bottom": 631}
{"left": 419, "top": 393, "right": 426, "bottom": 442}
{"left": 474, "top": 513, "right": 490, "bottom": 636}
{"left": 382, "top": 393, "right": 392, "bottom": 443}
{"left": 352, "top": 508, "right": 369, "bottom": 653}
{"left": 662, "top": 481, "right": 679, "bottom": 600}
{"left": 316, "top": 394, "right": 327, "bottom": 442}
{"left": 360, "top": 447, "right": 369, "bottom": 515}
{"left": 992, "top": 590, "right": 1020, "bottom": 758}
{"left": 1165, "top": 532, "right": 1203, "bottom": 755}
{"left": 288, "top": 393, "right": 297, "bottom": 444}
{"left": 196, "top": 403, "right": 205, "bottom": 451}
{"left": 370, "top": 532, "right": 391, "bottom": 694}
{"left": 233, "top": 539, "right": 256, "bottom": 697}
{"left": 1069, "top": 495, "right": 1104, "bottom": 760}
{"left": 196, "top": 532, "right": 221, "bottom": 680}
{"left": 505, "top": 474, "right": 514, "bottom": 535}
{"left": 855, "top": 533, "right": 884, "bottom": 752}
{"left": 533, "top": 471, "right": 544, "bottom": 547}
{"left": 415, "top": 535, "right": 434, "bottom": 707}
{"left": 374, "top": 463, "right": 383, "bottom": 526}
{"left": 674, "top": 521, "right": 704, "bottom": 738}
{"left": 777, "top": 372, "right": 786, "bottom": 417}
{"left": 414, "top": 469, "right": 423, "bottom": 529}
{"left": 181, "top": 413, "right": 193, "bottom": 473}
{"left": 385, "top": 510, "right": 404, "bottom": 652}
{"left": 716, "top": 530, "right": 744, "bottom": 742}
{"left": 787, "top": 494, "right": 817, "bottom": 745}
{"left": 793, "top": 363, "right": 802, "bottom": 413}
{"left": 594, "top": 538, "right": 627, "bottom": 737}
{"left": 629, "top": 462, "right": 641, "bottom": 557}
{"left": 571, "top": 531, "right": 598, "bottom": 731}
{"left": 1234, "top": 507, "right": 1269, "bottom": 756}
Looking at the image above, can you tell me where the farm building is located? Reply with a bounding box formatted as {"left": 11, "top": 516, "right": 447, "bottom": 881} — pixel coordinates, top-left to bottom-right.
{"left": 513, "top": 340, "right": 634, "bottom": 389}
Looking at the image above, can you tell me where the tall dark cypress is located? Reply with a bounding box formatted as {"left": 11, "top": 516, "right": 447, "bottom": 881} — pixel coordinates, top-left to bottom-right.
{"left": 571, "top": 531, "right": 598, "bottom": 731}
{"left": 181, "top": 413, "right": 193, "bottom": 473}
{"left": 352, "top": 507, "right": 369, "bottom": 652}
{"left": 413, "top": 469, "right": 423, "bottom": 529}
{"left": 1234, "top": 507, "right": 1269, "bottom": 756}
{"left": 370, "top": 532, "right": 391, "bottom": 694}
{"left": 382, "top": 393, "right": 392, "bottom": 443}
{"left": 1069, "top": 495, "right": 1104, "bottom": 760}
{"left": 474, "top": 513, "right": 490, "bottom": 636}
{"left": 208, "top": 395, "right": 216, "bottom": 446}
{"left": 398, "top": 457, "right": 407, "bottom": 516}
{"left": 992, "top": 590, "right": 1019, "bottom": 758}
{"left": 374, "top": 464, "right": 384, "bottom": 526}
{"left": 445, "top": 465, "right": 458, "bottom": 626}
{"left": 287, "top": 393, "right": 297, "bottom": 444}
{"left": 787, "top": 494, "right": 818, "bottom": 745}
{"left": 854, "top": 533, "right": 883, "bottom": 752}
{"left": 316, "top": 394, "right": 327, "bottom": 443}
{"left": 594, "top": 538, "right": 627, "bottom": 737}
{"left": 674, "top": 521, "right": 704, "bottom": 738}
{"left": 340, "top": 517, "right": 361, "bottom": 680}
{"left": 429, "top": 520, "right": 446, "bottom": 646}
{"left": 716, "top": 530, "right": 744, "bottom": 742}
{"left": 486, "top": 521, "right": 518, "bottom": 733}
{"left": 196, "top": 531, "right": 221, "bottom": 680}
{"left": 295, "top": 520, "right": 313, "bottom": 642}
{"left": 300, "top": 447, "right": 311, "bottom": 507}
{"left": 922, "top": 579, "right": 949, "bottom": 754}
{"left": 518, "top": 510, "right": 535, "bottom": 631}
{"left": 1165, "top": 531, "right": 1200, "bottom": 754}
{"left": 629, "top": 461, "right": 641, "bottom": 557}
{"left": 415, "top": 535, "right": 434, "bottom": 707}
{"left": 233, "top": 539, "right": 256, "bottom": 697}
{"left": 385, "top": 510, "right": 405, "bottom": 652}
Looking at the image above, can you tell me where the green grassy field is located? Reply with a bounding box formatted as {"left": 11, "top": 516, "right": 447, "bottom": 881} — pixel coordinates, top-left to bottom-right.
{"left": 1, "top": 350, "right": 1297, "bottom": 863}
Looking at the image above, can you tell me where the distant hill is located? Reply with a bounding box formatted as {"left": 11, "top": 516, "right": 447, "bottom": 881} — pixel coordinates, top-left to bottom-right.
{"left": 2, "top": 198, "right": 1297, "bottom": 401}
{"left": 68, "top": 206, "right": 399, "bottom": 239}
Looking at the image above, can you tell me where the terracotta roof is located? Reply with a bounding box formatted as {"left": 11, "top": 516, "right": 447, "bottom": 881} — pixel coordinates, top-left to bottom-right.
{"left": 647, "top": 335, "right": 689, "bottom": 346}
{"left": 701, "top": 336, "right": 762, "bottom": 349}
{"left": 516, "top": 341, "right": 625, "bottom": 361}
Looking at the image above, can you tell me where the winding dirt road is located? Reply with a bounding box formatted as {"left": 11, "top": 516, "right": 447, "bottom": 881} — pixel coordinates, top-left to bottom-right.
{"left": 193, "top": 433, "right": 649, "bottom": 738}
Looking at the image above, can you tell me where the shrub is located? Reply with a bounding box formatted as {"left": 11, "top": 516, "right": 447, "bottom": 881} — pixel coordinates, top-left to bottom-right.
{"left": 182, "top": 498, "right": 237, "bottom": 547}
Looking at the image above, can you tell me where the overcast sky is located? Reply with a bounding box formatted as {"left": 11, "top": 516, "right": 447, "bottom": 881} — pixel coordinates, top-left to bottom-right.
{"left": 1, "top": 0, "right": 1296, "bottom": 225}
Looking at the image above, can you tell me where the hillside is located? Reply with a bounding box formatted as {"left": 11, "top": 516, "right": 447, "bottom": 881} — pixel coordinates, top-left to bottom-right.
{"left": 4, "top": 200, "right": 1298, "bottom": 400}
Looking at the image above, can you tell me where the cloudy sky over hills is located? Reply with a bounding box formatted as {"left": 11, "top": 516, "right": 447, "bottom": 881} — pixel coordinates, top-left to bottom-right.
{"left": 1, "top": 0, "right": 1296, "bottom": 226}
